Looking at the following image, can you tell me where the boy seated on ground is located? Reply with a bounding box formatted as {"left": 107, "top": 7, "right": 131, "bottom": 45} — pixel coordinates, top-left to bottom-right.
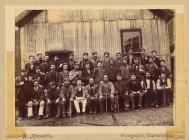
{"left": 127, "top": 73, "right": 143, "bottom": 110}
{"left": 27, "top": 79, "right": 45, "bottom": 119}
{"left": 74, "top": 79, "right": 88, "bottom": 115}
{"left": 99, "top": 74, "right": 115, "bottom": 113}
{"left": 114, "top": 74, "right": 130, "bottom": 112}
{"left": 85, "top": 78, "right": 99, "bottom": 114}
{"left": 56, "top": 78, "right": 75, "bottom": 118}
{"left": 156, "top": 73, "right": 172, "bottom": 107}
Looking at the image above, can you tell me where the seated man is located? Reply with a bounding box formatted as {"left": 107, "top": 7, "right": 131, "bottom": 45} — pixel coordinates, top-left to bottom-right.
{"left": 99, "top": 74, "right": 115, "bottom": 113}
{"left": 27, "top": 79, "right": 45, "bottom": 119}
{"left": 114, "top": 74, "right": 129, "bottom": 112}
{"left": 156, "top": 73, "right": 172, "bottom": 107}
{"left": 44, "top": 82, "right": 59, "bottom": 118}
{"left": 85, "top": 78, "right": 99, "bottom": 114}
{"left": 74, "top": 79, "right": 88, "bottom": 115}
{"left": 127, "top": 73, "right": 143, "bottom": 110}
{"left": 141, "top": 72, "right": 156, "bottom": 108}
{"left": 56, "top": 78, "right": 75, "bottom": 118}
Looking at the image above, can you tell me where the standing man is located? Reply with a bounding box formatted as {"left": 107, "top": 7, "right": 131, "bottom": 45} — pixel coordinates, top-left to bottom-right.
{"left": 91, "top": 51, "right": 100, "bottom": 69}
{"left": 74, "top": 79, "right": 88, "bottom": 115}
{"left": 94, "top": 61, "right": 106, "bottom": 84}
{"left": 68, "top": 53, "right": 75, "bottom": 71}
{"left": 40, "top": 55, "right": 50, "bottom": 74}
{"left": 157, "top": 60, "right": 171, "bottom": 78}
{"left": 32, "top": 66, "right": 45, "bottom": 87}
{"left": 45, "top": 64, "right": 60, "bottom": 89}
{"left": 151, "top": 50, "right": 160, "bottom": 67}
{"left": 99, "top": 74, "right": 115, "bottom": 113}
{"left": 52, "top": 56, "right": 62, "bottom": 72}
{"left": 35, "top": 53, "right": 43, "bottom": 66}
{"left": 125, "top": 48, "right": 134, "bottom": 66}
{"left": 139, "top": 49, "right": 149, "bottom": 66}
{"left": 115, "top": 52, "right": 123, "bottom": 71}
{"left": 69, "top": 61, "right": 82, "bottom": 86}
{"left": 128, "top": 73, "right": 143, "bottom": 110}
{"left": 80, "top": 52, "right": 93, "bottom": 71}
{"left": 131, "top": 57, "right": 146, "bottom": 81}
{"left": 102, "top": 52, "right": 111, "bottom": 76}
{"left": 25, "top": 55, "right": 36, "bottom": 76}
{"left": 119, "top": 58, "right": 131, "bottom": 83}
{"left": 81, "top": 62, "right": 94, "bottom": 86}
{"left": 15, "top": 70, "right": 30, "bottom": 120}
{"left": 145, "top": 56, "right": 158, "bottom": 82}
{"left": 85, "top": 78, "right": 99, "bottom": 114}
{"left": 156, "top": 73, "right": 172, "bottom": 107}
{"left": 56, "top": 78, "right": 75, "bottom": 118}
{"left": 59, "top": 63, "right": 69, "bottom": 87}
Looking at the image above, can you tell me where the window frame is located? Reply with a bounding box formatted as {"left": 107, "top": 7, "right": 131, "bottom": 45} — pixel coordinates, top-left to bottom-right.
{"left": 120, "top": 28, "right": 143, "bottom": 56}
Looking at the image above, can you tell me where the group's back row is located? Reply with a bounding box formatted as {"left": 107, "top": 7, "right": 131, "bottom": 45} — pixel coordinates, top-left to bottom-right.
{"left": 23, "top": 48, "right": 171, "bottom": 87}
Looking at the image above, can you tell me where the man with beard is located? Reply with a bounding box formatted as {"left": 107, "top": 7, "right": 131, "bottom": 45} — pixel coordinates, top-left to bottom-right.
{"left": 68, "top": 52, "right": 75, "bottom": 71}
{"left": 85, "top": 78, "right": 99, "bottom": 114}
{"left": 139, "top": 49, "right": 149, "bottom": 65}
{"left": 145, "top": 56, "right": 158, "bottom": 82}
{"left": 27, "top": 79, "right": 45, "bottom": 119}
{"left": 40, "top": 55, "right": 50, "bottom": 74}
{"left": 141, "top": 72, "right": 156, "bottom": 108}
{"left": 25, "top": 55, "right": 36, "bottom": 76}
{"left": 74, "top": 79, "right": 88, "bottom": 115}
{"left": 151, "top": 50, "right": 160, "bottom": 67}
{"left": 69, "top": 61, "right": 82, "bottom": 86}
{"left": 80, "top": 52, "right": 93, "bottom": 71}
{"left": 102, "top": 52, "right": 111, "bottom": 76}
{"left": 32, "top": 66, "right": 45, "bottom": 87}
{"left": 108, "top": 59, "right": 118, "bottom": 84}
{"left": 59, "top": 63, "right": 69, "bottom": 87}
{"left": 45, "top": 64, "right": 60, "bottom": 89}
{"left": 114, "top": 74, "right": 130, "bottom": 112}
{"left": 91, "top": 51, "right": 100, "bottom": 69}
{"left": 156, "top": 73, "right": 172, "bottom": 107}
{"left": 56, "top": 78, "right": 75, "bottom": 118}
{"left": 125, "top": 48, "right": 135, "bottom": 66}
{"left": 94, "top": 61, "right": 106, "bottom": 84}
{"left": 44, "top": 82, "right": 59, "bottom": 118}
{"left": 15, "top": 70, "right": 32, "bottom": 120}
{"left": 128, "top": 73, "right": 143, "bottom": 110}
{"left": 35, "top": 53, "right": 43, "bottom": 66}
{"left": 81, "top": 62, "right": 94, "bottom": 86}
{"left": 119, "top": 58, "right": 131, "bottom": 83}
{"left": 52, "top": 56, "right": 62, "bottom": 72}
{"left": 157, "top": 59, "right": 171, "bottom": 78}
{"left": 131, "top": 57, "right": 145, "bottom": 81}
{"left": 115, "top": 52, "right": 123, "bottom": 71}
{"left": 99, "top": 74, "right": 115, "bottom": 113}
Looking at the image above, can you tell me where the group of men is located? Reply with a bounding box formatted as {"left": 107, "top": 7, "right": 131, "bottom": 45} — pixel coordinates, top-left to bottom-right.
{"left": 15, "top": 48, "right": 173, "bottom": 120}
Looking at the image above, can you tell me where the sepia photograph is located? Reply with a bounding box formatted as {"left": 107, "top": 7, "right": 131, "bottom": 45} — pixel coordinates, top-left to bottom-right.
{"left": 14, "top": 9, "right": 175, "bottom": 127}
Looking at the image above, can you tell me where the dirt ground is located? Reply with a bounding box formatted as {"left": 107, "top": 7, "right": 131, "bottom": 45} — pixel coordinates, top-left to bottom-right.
{"left": 16, "top": 106, "right": 173, "bottom": 126}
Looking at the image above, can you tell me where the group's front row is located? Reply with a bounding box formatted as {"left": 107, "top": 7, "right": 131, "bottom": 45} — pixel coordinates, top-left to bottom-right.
{"left": 18, "top": 72, "right": 172, "bottom": 120}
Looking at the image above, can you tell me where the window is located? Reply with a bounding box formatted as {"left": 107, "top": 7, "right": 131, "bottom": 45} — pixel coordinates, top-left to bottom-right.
{"left": 120, "top": 29, "right": 142, "bottom": 55}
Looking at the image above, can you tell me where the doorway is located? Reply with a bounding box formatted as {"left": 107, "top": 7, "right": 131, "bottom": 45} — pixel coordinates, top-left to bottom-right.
{"left": 46, "top": 50, "right": 73, "bottom": 63}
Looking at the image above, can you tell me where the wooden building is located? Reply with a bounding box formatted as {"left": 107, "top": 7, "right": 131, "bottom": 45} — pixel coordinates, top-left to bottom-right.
{"left": 15, "top": 9, "right": 174, "bottom": 76}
